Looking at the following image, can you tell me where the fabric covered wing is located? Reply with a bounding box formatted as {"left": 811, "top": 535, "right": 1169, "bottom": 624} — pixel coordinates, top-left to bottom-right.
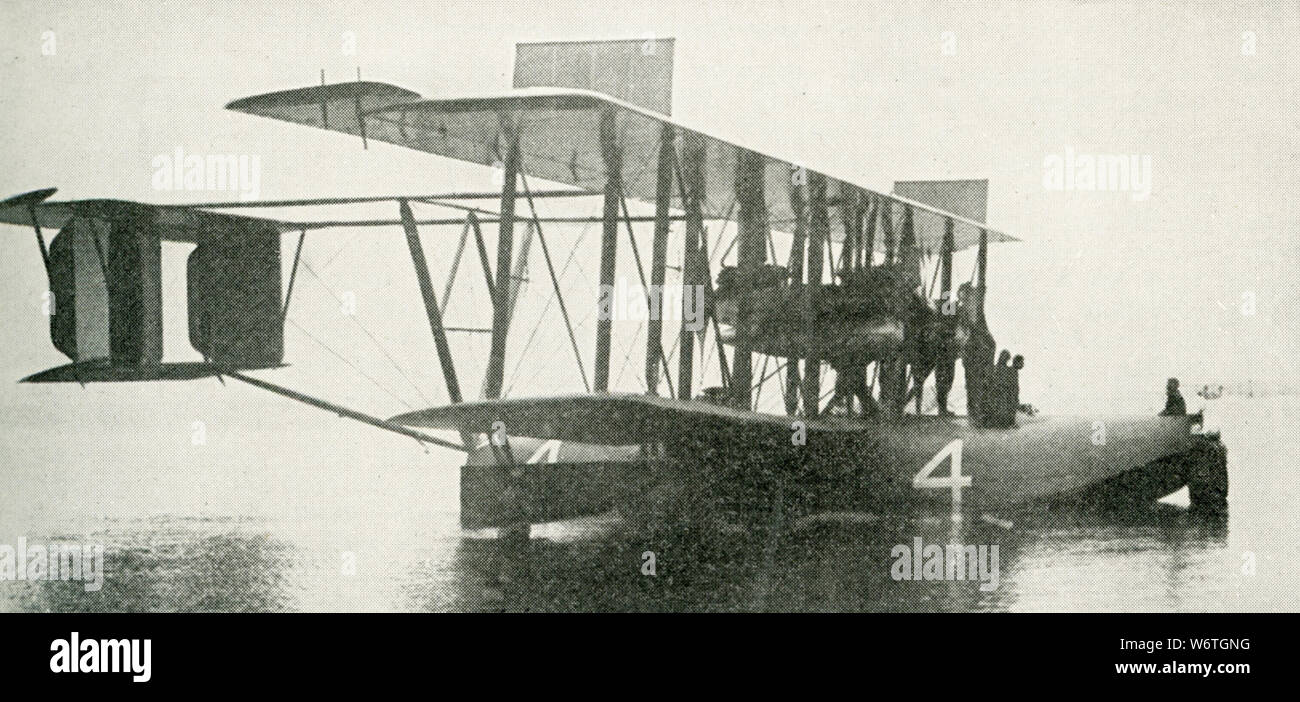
{"left": 227, "top": 83, "right": 1016, "bottom": 252}
{"left": 388, "top": 392, "right": 840, "bottom": 446}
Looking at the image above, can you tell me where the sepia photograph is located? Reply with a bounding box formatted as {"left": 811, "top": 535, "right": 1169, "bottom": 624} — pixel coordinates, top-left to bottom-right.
{"left": 0, "top": 1, "right": 1295, "bottom": 678}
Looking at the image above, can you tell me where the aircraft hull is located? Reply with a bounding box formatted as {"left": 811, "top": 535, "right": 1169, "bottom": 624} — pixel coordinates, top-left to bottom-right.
{"left": 460, "top": 414, "right": 1223, "bottom": 528}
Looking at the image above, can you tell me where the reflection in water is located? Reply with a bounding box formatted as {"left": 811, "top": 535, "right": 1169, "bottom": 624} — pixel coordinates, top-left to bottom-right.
{"left": 3, "top": 519, "right": 295, "bottom": 612}
{"left": 0, "top": 397, "right": 1292, "bottom": 612}
{"left": 0, "top": 504, "right": 1234, "bottom": 613}
{"left": 437, "top": 501, "right": 1228, "bottom": 612}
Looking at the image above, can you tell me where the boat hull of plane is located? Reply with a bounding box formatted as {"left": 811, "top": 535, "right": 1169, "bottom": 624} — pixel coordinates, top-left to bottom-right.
{"left": 460, "top": 414, "right": 1225, "bottom": 529}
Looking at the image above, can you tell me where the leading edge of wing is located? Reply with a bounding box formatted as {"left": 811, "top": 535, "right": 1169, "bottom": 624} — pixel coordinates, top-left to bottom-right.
{"left": 0, "top": 194, "right": 304, "bottom": 240}
{"left": 224, "top": 81, "right": 423, "bottom": 115}
{"left": 227, "top": 82, "right": 1015, "bottom": 248}
{"left": 388, "top": 392, "right": 840, "bottom": 446}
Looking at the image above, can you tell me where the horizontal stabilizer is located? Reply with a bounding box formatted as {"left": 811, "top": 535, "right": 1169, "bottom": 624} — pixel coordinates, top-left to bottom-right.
{"left": 389, "top": 392, "right": 827, "bottom": 446}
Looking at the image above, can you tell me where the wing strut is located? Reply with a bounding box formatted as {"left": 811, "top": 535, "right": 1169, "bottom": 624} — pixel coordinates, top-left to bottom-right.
{"left": 440, "top": 218, "right": 471, "bottom": 315}
{"left": 281, "top": 229, "right": 307, "bottom": 324}
{"left": 976, "top": 226, "right": 989, "bottom": 324}
{"left": 617, "top": 188, "right": 675, "bottom": 399}
{"left": 467, "top": 212, "right": 497, "bottom": 306}
{"left": 592, "top": 107, "right": 621, "bottom": 391}
{"left": 674, "top": 134, "right": 706, "bottom": 400}
{"left": 30, "top": 205, "right": 51, "bottom": 278}
{"left": 1, "top": 188, "right": 60, "bottom": 279}
{"left": 398, "top": 200, "right": 465, "bottom": 411}
{"left": 784, "top": 168, "right": 806, "bottom": 415}
{"left": 802, "top": 172, "right": 828, "bottom": 417}
{"left": 225, "top": 369, "right": 462, "bottom": 451}
{"left": 645, "top": 122, "right": 676, "bottom": 397}
{"left": 483, "top": 113, "right": 519, "bottom": 401}
{"left": 731, "top": 147, "right": 766, "bottom": 409}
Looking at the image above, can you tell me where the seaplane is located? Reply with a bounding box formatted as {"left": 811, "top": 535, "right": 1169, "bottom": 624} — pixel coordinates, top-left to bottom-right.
{"left": 0, "top": 39, "right": 1227, "bottom": 538}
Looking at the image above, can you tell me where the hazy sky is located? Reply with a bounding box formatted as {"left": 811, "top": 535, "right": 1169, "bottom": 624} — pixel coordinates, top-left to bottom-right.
{"left": 1, "top": 0, "right": 1296, "bottom": 429}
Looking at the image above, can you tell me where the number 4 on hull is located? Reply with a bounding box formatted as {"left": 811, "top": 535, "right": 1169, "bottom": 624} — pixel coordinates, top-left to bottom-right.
{"left": 912, "top": 439, "right": 970, "bottom": 520}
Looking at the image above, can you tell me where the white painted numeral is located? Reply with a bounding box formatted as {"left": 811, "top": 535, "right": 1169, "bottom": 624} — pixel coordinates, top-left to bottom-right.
{"left": 912, "top": 439, "right": 970, "bottom": 519}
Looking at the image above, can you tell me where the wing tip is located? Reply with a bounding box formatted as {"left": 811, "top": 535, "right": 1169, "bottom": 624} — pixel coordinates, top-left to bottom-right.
{"left": 0, "top": 187, "right": 58, "bottom": 209}
{"left": 226, "top": 81, "right": 424, "bottom": 114}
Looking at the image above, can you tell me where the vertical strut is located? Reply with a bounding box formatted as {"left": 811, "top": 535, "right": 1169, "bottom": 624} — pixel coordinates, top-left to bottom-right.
{"left": 839, "top": 185, "right": 858, "bottom": 277}
{"left": 941, "top": 216, "right": 955, "bottom": 299}
{"left": 483, "top": 115, "right": 519, "bottom": 400}
{"left": 593, "top": 108, "right": 621, "bottom": 392}
{"left": 505, "top": 221, "right": 534, "bottom": 324}
{"left": 785, "top": 168, "right": 807, "bottom": 415}
{"left": 732, "top": 148, "right": 766, "bottom": 409}
{"left": 675, "top": 132, "right": 706, "bottom": 401}
{"left": 862, "top": 194, "right": 877, "bottom": 269}
{"left": 645, "top": 123, "right": 676, "bottom": 395}
{"left": 619, "top": 192, "right": 676, "bottom": 399}
{"left": 900, "top": 205, "right": 918, "bottom": 281}
{"left": 802, "top": 172, "right": 828, "bottom": 417}
{"left": 882, "top": 198, "right": 895, "bottom": 264}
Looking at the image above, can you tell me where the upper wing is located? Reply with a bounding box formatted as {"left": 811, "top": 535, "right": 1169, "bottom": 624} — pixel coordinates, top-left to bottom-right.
{"left": 388, "top": 391, "right": 848, "bottom": 445}
{"left": 227, "top": 83, "right": 1017, "bottom": 253}
{"left": 0, "top": 190, "right": 302, "bottom": 243}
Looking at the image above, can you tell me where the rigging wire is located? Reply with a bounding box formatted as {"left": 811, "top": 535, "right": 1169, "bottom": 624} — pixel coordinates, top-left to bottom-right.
{"left": 298, "top": 257, "right": 434, "bottom": 407}
{"left": 606, "top": 147, "right": 661, "bottom": 394}
{"left": 613, "top": 321, "right": 646, "bottom": 391}
{"left": 516, "top": 174, "right": 590, "bottom": 392}
{"left": 753, "top": 353, "right": 771, "bottom": 409}
{"left": 709, "top": 201, "right": 738, "bottom": 268}
{"left": 284, "top": 317, "right": 413, "bottom": 410}
{"left": 504, "top": 199, "right": 596, "bottom": 397}
{"left": 316, "top": 229, "right": 361, "bottom": 272}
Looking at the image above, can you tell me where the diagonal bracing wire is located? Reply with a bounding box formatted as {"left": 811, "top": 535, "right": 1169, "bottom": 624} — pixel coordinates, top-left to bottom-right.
{"left": 518, "top": 174, "right": 590, "bottom": 393}
{"left": 617, "top": 187, "right": 676, "bottom": 398}
{"left": 299, "top": 258, "right": 434, "bottom": 407}
{"left": 285, "top": 317, "right": 413, "bottom": 410}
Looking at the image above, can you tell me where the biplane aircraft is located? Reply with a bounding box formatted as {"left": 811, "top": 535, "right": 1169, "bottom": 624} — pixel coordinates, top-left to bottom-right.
{"left": 0, "top": 39, "right": 1226, "bottom": 535}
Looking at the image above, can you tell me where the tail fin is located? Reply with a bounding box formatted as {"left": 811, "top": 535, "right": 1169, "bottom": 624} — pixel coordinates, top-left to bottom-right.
{"left": 513, "top": 38, "right": 675, "bottom": 116}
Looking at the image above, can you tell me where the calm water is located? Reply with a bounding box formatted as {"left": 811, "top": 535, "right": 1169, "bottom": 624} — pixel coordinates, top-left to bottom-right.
{"left": 1, "top": 394, "right": 1296, "bottom": 612}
